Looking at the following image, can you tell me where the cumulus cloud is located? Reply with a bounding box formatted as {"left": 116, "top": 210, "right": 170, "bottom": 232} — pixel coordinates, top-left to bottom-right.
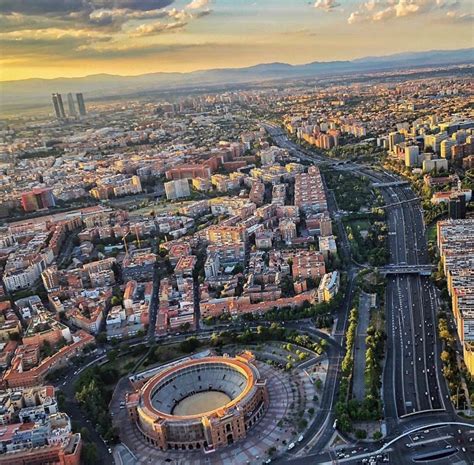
{"left": 0, "top": 0, "right": 217, "bottom": 65}
{"left": 87, "top": 7, "right": 171, "bottom": 27}
{"left": 395, "top": 1, "right": 422, "bottom": 17}
{"left": 186, "top": 0, "right": 211, "bottom": 10}
{"left": 446, "top": 10, "right": 474, "bottom": 21}
{"left": 0, "top": 0, "right": 176, "bottom": 31}
{"left": 130, "top": 6, "right": 211, "bottom": 36}
{"left": 314, "top": 0, "right": 341, "bottom": 12}
{"left": 0, "top": 0, "right": 85, "bottom": 15}
{"left": 0, "top": 1, "right": 174, "bottom": 16}
{"left": 347, "top": 0, "right": 470, "bottom": 24}
{"left": 132, "top": 20, "right": 187, "bottom": 36}
{"left": 347, "top": 11, "right": 365, "bottom": 24}
{"left": 0, "top": 0, "right": 213, "bottom": 36}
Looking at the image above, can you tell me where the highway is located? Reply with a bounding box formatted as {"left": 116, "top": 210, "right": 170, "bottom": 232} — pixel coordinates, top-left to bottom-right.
{"left": 381, "top": 182, "right": 448, "bottom": 425}
{"left": 264, "top": 121, "right": 449, "bottom": 420}
{"left": 263, "top": 122, "right": 473, "bottom": 463}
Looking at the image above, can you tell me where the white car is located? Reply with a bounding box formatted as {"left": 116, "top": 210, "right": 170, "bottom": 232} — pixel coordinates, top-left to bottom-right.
{"left": 288, "top": 442, "right": 295, "bottom": 450}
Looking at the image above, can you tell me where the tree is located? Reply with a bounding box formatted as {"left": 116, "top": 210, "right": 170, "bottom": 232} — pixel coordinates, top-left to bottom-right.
{"left": 372, "top": 431, "right": 383, "bottom": 440}
{"left": 179, "top": 337, "right": 201, "bottom": 353}
{"left": 298, "top": 418, "right": 308, "bottom": 430}
{"left": 107, "top": 349, "right": 118, "bottom": 362}
{"left": 232, "top": 264, "right": 244, "bottom": 275}
{"left": 8, "top": 332, "right": 20, "bottom": 342}
{"left": 80, "top": 427, "right": 90, "bottom": 442}
{"left": 41, "top": 340, "right": 53, "bottom": 358}
{"left": 81, "top": 443, "right": 99, "bottom": 464}
{"left": 439, "top": 329, "right": 451, "bottom": 341}
{"left": 95, "top": 333, "right": 107, "bottom": 344}
{"left": 440, "top": 350, "right": 450, "bottom": 363}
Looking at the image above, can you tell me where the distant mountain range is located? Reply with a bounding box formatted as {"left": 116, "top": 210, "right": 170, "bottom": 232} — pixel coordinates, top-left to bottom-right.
{"left": 1, "top": 48, "right": 473, "bottom": 113}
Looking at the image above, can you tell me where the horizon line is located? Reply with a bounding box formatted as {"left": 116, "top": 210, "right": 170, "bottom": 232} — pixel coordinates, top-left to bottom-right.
{"left": 1, "top": 46, "right": 473, "bottom": 84}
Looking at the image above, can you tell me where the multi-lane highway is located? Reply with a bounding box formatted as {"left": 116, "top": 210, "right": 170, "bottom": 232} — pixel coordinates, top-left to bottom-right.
{"left": 381, "top": 182, "right": 448, "bottom": 425}
{"left": 265, "top": 121, "right": 449, "bottom": 420}
{"left": 263, "top": 122, "right": 473, "bottom": 463}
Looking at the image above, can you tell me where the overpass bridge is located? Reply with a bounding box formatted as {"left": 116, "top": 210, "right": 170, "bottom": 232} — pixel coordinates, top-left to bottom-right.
{"left": 372, "top": 181, "right": 409, "bottom": 188}
{"left": 380, "top": 197, "right": 421, "bottom": 209}
{"left": 379, "top": 264, "right": 434, "bottom": 276}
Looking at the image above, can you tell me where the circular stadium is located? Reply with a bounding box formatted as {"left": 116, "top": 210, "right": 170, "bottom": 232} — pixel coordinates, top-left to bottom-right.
{"left": 126, "top": 352, "right": 268, "bottom": 452}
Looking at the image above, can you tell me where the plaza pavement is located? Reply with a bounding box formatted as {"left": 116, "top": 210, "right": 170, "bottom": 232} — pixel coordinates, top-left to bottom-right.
{"left": 112, "top": 362, "right": 302, "bottom": 465}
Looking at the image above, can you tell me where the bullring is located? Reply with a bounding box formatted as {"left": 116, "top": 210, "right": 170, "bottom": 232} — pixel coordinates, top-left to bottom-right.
{"left": 125, "top": 352, "right": 268, "bottom": 452}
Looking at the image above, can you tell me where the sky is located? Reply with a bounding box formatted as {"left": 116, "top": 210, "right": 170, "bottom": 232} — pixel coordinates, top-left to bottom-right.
{"left": 0, "top": 0, "right": 473, "bottom": 81}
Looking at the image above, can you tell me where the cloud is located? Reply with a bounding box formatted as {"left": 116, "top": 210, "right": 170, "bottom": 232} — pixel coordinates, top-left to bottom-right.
{"left": 0, "top": 1, "right": 176, "bottom": 30}
{"left": 71, "top": 41, "right": 223, "bottom": 61}
{"left": 346, "top": 0, "right": 470, "bottom": 24}
{"left": 372, "top": 7, "right": 395, "bottom": 21}
{"left": 87, "top": 8, "right": 171, "bottom": 27}
{"left": 132, "top": 20, "right": 186, "bottom": 36}
{"left": 0, "top": 27, "right": 111, "bottom": 42}
{"left": 446, "top": 10, "right": 474, "bottom": 21}
{"left": 111, "top": 0, "right": 174, "bottom": 10}
{"left": 314, "top": 0, "right": 340, "bottom": 12}
{"left": 129, "top": 5, "right": 212, "bottom": 36}
{"left": 0, "top": 29, "right": 112, "bottom": 60}
{"left": 186, "top": 0, "right": 210, "bottom": 10}
{"left": 347, "top": 11, "right": 365, "bottom": 24}
{"left": 395, "top": 1, "right": 421, "bottom": 17}
{"left": 0, "top": 0, "right": 215, "bottom": 39}
{"left": 0, "top": 12, "right": 64, "bottom": 32}
{"left": 0, "top": 1, "right": 175, "bottom": 15}
{"left": 0, "top": 0, "right": 85, "bottom": 15}
{"left": 0, "top": 0, "right": 214, "bottom": 52}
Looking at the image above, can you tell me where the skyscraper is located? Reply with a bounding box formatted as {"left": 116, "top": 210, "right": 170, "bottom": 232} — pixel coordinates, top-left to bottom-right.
{"left": 76, "top": 93, "right": 86, "bottom": 116}
{"left": 67, "top": 93, "right": 77, "bottom": 117}
{"left": 52, "top": 93, "right": 66, "bottom": 119}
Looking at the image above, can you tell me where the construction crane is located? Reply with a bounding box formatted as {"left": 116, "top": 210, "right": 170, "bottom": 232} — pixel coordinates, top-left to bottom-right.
{"left": 134, "top": 224, "right": 141, "bottom": 249}
{"left": 123, "top": 231, "right": 131, "bottom": 255}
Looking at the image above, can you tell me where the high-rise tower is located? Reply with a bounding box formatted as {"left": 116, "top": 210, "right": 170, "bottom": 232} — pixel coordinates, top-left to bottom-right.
{"left": 67, "top": 93, "right": 77, "bottom": 117}
{"left": 76, "top": 93, "right": 86, "bottom": 116}
{"left": 52, "top": 93, "right": 66, "bottom": 119}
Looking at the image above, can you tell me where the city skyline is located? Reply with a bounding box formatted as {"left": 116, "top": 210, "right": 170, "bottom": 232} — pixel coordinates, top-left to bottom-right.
{"left": 1, "top": 0, "right": 473, "bottom": 81}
